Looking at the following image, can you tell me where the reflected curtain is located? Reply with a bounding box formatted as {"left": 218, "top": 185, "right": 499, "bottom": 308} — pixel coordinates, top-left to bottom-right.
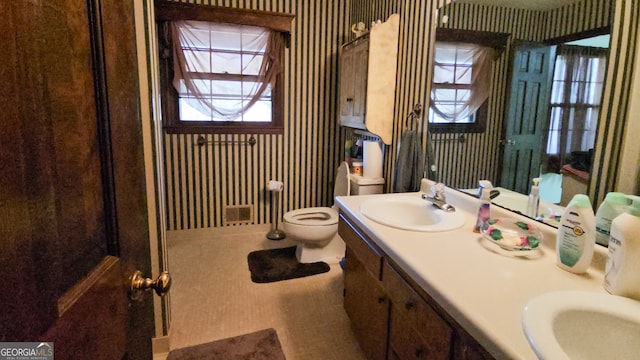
{"left": 169, "top": 21, "right": 283, "bottom": 121}
{"left": 545, "top": 45, "right": 607, "bottom": 165}
{"left": 430, "top": 43, "right": 494, "bottom": 122}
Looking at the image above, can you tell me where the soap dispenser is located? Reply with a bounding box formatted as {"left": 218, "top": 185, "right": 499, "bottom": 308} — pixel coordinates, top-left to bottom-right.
{"left": 604, "top": 195, "right": 640, "bottom": 300}
{"left": 526, "top": 178, "right": 540, "bottom": 218}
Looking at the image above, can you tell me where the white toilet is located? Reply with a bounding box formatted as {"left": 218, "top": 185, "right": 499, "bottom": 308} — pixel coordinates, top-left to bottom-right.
{"left": 282, "top": 162, "right": 350, "bottom": 264}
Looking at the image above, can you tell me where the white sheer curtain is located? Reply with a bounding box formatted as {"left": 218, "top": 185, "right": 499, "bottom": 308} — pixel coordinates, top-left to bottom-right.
{"left": 430, "top": 42, "right": 494, "bottom": 122}
{"left": 170, "top": 21, "right": 283, "bottom": 121}
{"left": 545, "top": 45, "right": 607, "bottom": 165}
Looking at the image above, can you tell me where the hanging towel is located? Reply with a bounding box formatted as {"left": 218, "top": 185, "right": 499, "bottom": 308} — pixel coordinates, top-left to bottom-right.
{"left": 394, "top": 130, "right": 425, "bottom": 192}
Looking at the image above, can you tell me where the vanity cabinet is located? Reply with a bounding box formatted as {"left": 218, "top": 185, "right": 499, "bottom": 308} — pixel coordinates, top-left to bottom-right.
{"left": 339, "top": 213, "right": 494, "bottom": 360}
{"left": 341, "top": 217, "right": 388, "bottom": 360}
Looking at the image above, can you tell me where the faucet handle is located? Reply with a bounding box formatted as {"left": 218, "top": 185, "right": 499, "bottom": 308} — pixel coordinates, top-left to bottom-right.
{"left": 432, "top": 183, "right": 446, "bottom": 200}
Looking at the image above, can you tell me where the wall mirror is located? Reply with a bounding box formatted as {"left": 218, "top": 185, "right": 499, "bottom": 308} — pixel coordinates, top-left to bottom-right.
{"left": 429, "top": 0, "right": 621, "bottom": 229}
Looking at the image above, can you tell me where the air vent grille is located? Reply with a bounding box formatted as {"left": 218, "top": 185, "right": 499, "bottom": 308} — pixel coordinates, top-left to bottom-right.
{"left": 224, "top": 205, "right": 253, "bottom": 225}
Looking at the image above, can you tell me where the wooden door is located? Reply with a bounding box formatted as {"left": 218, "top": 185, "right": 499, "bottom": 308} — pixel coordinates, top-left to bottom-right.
{"left": 500, "top": 43, "right": 554, "bottom": 194}
{"left": 1, "top": 0, "right": 155, "bottom": 359}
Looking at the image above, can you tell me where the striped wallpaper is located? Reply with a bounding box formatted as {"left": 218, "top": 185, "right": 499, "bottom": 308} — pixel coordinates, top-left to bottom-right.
{"left": 430, "top": 0, "right": 613, "bottom": 190}
{"left": 429, "top": 0, "right": 637, "bottom": 207}
{"left": 161, "top": 0, "right": 637, "bottom": 230}
{"left": 163, "top": 0, "right": 350, "bottom": 230}
{"left": 349, "top": 0, "right": 449, "bottom": 194}
{"left": 591, "top": 0, "right": 640, "bottom": 205}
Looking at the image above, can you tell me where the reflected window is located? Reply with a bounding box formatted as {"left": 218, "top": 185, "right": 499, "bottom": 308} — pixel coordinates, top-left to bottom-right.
{"left": 428, "top": 29, "right": 508, "bottom": 133}
{"left": 546, "top": 44, "right": 608, "bottom": 162}
{"left": 430, "top": 43, "right": 491, "bottom": 128}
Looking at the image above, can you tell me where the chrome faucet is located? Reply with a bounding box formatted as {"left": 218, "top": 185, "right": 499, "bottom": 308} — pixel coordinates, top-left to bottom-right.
{"left": 422, "top": 183, "right": 455, "bottom": 212}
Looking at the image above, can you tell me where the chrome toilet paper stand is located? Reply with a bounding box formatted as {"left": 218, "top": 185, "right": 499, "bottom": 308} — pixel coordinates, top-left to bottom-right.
{"left": 266, "top": 190, "right": 286, "bottom": 240}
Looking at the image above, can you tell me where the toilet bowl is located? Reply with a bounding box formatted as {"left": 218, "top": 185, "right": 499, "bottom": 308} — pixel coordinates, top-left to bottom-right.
{"left": 282, "top": 162, "right": 350, "bottom": 264}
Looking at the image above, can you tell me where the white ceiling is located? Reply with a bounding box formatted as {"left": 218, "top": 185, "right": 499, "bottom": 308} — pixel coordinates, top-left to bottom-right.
{"left": 456, "top": 0, "right": 583, "bottom": 11}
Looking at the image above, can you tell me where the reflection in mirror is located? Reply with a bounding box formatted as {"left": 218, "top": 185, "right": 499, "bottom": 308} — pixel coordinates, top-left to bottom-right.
{"left": 430, "top": 0, "right": 613, "bottom": 228}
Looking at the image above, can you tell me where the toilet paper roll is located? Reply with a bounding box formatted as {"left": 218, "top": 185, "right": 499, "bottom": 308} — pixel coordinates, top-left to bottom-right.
{"left": 268, "top": 180, "right": 283, "bottom": 192}
{"left": 363, "top": 141, "right": 383, "bottom": 179}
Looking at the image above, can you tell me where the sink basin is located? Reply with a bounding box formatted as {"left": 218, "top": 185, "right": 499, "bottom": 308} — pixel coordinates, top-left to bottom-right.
{"left": 522, "top": 290, "right": 640, "bottom": 360}
{"left": 359, "top": 196, "right": 465, "bottom": 232}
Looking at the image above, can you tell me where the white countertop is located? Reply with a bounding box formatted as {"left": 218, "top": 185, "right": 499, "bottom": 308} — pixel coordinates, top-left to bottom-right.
{"left": 335, "top": 180, "right": 609, "bottom": 360}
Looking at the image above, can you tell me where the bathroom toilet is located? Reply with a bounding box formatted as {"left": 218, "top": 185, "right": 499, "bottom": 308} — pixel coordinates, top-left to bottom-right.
{"left": 282, "top": 162, "right": 350, "bottom": 264}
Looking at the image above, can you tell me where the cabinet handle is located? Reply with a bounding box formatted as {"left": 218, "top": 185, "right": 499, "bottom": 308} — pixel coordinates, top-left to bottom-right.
{"left": 377, "top": 296, "right": 386, "bottom": 304}
{"left": 346, "top": 97, "right": 354, "bottom": 102}
{"left": 405, "top": 300, "right": 415, "bottom": 310}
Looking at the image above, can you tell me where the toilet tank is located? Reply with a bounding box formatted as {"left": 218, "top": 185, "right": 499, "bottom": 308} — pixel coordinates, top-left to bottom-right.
{"left": 350, "top": 174, "right": 384, "bottom": 195}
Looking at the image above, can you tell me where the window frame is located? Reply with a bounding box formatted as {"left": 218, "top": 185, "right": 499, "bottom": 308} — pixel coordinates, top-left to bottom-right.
{"left": 428, "top": 28, "right": 509, "bottom": 134}
{"left": 155, "top": 1, "right": 293, "bottom": 135}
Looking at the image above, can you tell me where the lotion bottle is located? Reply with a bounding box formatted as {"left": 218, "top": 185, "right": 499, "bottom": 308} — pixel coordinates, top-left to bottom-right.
{"left": 594, "top": 192, "right": 628, "bottom": 246}
{"left": 604, "top": 195, "right": 640, "bottom": 300}
{"left": 526, "top": 178, "right": 540, "bottom": 218}
{"left": 556, "top": 194, "right": 596, "bottom": 274}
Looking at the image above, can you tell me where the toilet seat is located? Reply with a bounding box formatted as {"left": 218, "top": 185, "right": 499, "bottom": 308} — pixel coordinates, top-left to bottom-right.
{"left": 283, "top": 207, "right": 338, "bottom": 226}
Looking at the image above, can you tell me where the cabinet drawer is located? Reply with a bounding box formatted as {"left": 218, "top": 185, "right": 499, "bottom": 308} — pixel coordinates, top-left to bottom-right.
{"left": 383, "top": 261, "right": 452, "bottom": 358}
{"left": 339, "top": 215, "right": 383, "bottom": 279}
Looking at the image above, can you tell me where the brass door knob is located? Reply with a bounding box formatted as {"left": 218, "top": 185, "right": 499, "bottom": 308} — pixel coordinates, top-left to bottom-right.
{"left": 130, "top": 270, "right": 171, "bottom": 300}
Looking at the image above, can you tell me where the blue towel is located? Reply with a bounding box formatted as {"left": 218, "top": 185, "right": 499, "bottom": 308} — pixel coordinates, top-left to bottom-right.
{"left": 394, "top": 130, "right": 424, "bottom": 192}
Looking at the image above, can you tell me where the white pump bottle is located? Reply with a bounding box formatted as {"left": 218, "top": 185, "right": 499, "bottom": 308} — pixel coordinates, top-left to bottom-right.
{"left": 526, "top": 178, "right": 540, "bottom": 218}
{"left": 604, "top": 195, "right": 640, "bottom": 300}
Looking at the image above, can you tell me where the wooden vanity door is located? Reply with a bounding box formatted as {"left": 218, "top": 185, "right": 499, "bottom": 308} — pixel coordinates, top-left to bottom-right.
{"left": 344, "top": 247, "right": 389, "bottom": 360}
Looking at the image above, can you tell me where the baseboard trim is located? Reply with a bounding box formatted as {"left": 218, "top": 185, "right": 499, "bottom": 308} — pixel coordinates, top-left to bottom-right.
{"left": 152, "top": 335, "right": 170, "bottom": 360}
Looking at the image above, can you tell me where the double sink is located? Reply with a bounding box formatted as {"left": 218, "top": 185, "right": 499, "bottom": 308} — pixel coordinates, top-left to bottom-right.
{"left": 353, "top": 190, "right": 640, "bottom": 359}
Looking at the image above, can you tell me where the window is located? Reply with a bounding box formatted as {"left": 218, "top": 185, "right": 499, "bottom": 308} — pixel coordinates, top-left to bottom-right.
{"left": 429, "top": 42, "right": 490, "bottom": 132}
{"left": 545, "top": 44, "right": 608, "bottom": 164}
{"left": 155, "top": 2, "right": 293, "bottom": 134}
{"left": 428, "top": 29, "right": 508, "bottom": 133}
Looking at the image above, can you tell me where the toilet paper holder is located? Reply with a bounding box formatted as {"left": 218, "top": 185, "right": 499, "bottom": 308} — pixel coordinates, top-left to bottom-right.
{"left": 266, "top": 181, "right": 286, "bottom": 240}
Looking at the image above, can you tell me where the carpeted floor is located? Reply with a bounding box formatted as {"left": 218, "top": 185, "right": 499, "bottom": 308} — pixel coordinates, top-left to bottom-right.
{"left": 247, "top": 246, "right": 330, "bottom": 283}
{"left": 167, "top": 328, "right": 285, "bottom": 360}
{"left": 166, "top": 225, "right": 367, "bottom": 359}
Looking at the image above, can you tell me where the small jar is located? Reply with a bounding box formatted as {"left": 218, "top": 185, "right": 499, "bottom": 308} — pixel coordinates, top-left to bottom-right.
{"left": 352, "top": 161, "right": 363, "bottom": 176}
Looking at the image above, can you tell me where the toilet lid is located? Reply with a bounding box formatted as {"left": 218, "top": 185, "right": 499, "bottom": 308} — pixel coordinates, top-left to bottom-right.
{"left": 283, "top": 207, "right": 338, "bottom": 226}
{"left": 334, "top": 161, "right": 350, "bottom": 199}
